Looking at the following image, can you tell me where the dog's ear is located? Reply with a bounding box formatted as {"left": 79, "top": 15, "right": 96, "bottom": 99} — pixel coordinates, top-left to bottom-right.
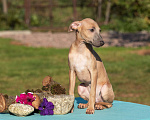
{"left": 68, "top": 21, "right": 82, "bottom": 32}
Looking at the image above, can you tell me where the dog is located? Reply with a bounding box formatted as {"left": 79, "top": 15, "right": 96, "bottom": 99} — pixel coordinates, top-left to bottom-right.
{"left": 68, "top": 18, "right": 114, "bottom": 114}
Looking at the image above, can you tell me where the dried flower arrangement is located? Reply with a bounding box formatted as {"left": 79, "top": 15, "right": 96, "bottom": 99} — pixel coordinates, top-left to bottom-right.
{"left": 0, "top": 76, "right": 73, "bottom": 116}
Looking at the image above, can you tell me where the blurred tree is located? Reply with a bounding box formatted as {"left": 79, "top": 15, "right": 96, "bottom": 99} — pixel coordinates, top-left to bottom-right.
{"left": 97, "top": 0, "right": 103, "bottom": 22}
{"left": 104, "top": 0, "right": 111, "bottom": 25}
{"left": 0, "top": 0, "right": 149, "bottom": 32}
{"left": 72, "top": 0, "right": 77, "bottom": 20}
{"left": 24, "top": 0, "right": 30, "bottom": 26}
{"left": 2, "top": 0, "right": 7, "bottom": 14}
{"left": 107, "top": 0, "right": 150, "bottom": 32}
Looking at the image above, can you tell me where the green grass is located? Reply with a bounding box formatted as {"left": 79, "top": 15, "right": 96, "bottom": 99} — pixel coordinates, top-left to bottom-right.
{"left": 0, "top": 38, "right": 150, "bottom": 106}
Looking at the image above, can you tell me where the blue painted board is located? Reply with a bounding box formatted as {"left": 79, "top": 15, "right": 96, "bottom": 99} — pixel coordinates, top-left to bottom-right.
{"left": 0, "top": 97, "right": 150, "bottom": 120}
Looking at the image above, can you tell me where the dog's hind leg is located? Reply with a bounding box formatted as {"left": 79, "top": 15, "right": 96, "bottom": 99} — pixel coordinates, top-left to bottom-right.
{"left": 95, "top": 82, "right": 114, "bottom": 110}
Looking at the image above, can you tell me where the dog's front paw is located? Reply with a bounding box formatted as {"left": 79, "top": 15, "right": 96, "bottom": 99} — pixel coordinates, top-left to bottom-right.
{"left": 86, "top": 108, "right": 95, "bottom": 114}
{"left": 78, "top": 103, "right": 88, "bottom": 109}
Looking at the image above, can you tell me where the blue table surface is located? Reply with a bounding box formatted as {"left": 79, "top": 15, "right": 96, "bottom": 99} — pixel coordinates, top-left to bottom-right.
{"left": 0, "top": 97, "right": 150, "bottom": 120}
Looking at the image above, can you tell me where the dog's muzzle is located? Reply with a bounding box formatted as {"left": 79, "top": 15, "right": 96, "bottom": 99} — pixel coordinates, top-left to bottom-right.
{"left": 91, "top": 33, "right": 104, "bottom": 47}
{"left": 92, "top": 40, "right": 105, "bottom": 47}
{"left": 100, "top": 41, "right": 105, "bottom": 46}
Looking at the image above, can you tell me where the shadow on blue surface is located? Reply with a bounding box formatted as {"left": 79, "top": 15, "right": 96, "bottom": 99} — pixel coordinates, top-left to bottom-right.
{"left": 75, "top": 97, "right": 88, "bottom": 104}
{"left": 0, "top": 97, "right": 150, "bottom": 120}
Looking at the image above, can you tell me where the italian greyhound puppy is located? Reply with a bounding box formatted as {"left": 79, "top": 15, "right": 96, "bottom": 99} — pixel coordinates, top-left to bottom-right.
{"left": 68, "top": 18, "right": 114, "bottom": 114}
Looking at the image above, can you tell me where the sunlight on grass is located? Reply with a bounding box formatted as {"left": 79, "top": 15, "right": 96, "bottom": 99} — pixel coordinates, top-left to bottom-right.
{"left": 0, "top": 38, "right": 150, "bottom": 105}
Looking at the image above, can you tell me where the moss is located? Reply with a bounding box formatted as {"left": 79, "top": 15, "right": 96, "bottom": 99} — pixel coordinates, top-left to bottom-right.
{"left": 25, "top": 89, "right": 34, "bottom": 94}
{"left": 25, "top": 89, "right": 43, "bottom": 94}
{"left": 3, "top": 94, "right": 8, "bottom": 99}
{"left": 50, "top": 84, "right": 66, "bottom": 95}
{"left": 42, "top": 85, "right": 50, "bottom": 91}
{"left": 34, "top": 89, "right": 43, "bottom": 93}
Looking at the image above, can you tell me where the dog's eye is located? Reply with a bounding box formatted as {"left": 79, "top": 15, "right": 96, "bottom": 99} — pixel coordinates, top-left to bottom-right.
{"left": 90, "top": 29, "right": 94, "bottom": 32}
{"left": 99, "top": 29, "right": 101, "bottom": 32}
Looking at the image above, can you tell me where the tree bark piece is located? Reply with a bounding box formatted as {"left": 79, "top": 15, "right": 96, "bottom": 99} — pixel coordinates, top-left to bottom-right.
{"left": 0, "top": 93, "right": 6, "bottom": 112}
{"left": 0, "top": 94, "right": 15, "bottom": 113}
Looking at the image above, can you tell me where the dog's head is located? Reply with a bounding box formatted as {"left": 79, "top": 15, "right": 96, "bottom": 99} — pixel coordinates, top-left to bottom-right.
{"left": 68, "top": 18, "right": 104, "bottom": 47}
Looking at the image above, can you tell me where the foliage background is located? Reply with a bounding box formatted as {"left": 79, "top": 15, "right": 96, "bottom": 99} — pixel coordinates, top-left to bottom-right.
{"left": 0, "top": 0, "right": 149, "bottom": 32}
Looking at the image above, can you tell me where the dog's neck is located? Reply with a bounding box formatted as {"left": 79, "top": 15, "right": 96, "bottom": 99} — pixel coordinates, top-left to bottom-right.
{"left": 74, "top": 31, "right": 93, "bottom": 53}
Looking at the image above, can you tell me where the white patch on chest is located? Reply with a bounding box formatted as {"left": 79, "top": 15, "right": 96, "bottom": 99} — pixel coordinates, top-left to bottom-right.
{"left": 73, "top": 54, "right": 87, "bottom": 72}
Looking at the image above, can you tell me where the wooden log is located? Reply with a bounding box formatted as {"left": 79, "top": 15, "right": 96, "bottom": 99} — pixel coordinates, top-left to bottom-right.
{"left": 0, "top": 94, "right": 15, "bottom": 113}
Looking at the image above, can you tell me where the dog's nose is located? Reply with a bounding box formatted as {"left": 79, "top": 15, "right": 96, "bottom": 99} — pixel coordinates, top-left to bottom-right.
{"left": 100, "top": 41, "right": 105, "bottom": 46}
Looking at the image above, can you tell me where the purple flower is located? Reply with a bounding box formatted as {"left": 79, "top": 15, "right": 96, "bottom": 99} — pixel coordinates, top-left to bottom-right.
{"left": 38, "top": 98, "right": 54, "bottom": 115}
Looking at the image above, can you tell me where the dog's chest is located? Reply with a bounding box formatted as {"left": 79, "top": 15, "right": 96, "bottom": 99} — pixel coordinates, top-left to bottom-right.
{"left": 72, "top": 54, "right": 87, "bottom": 72}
